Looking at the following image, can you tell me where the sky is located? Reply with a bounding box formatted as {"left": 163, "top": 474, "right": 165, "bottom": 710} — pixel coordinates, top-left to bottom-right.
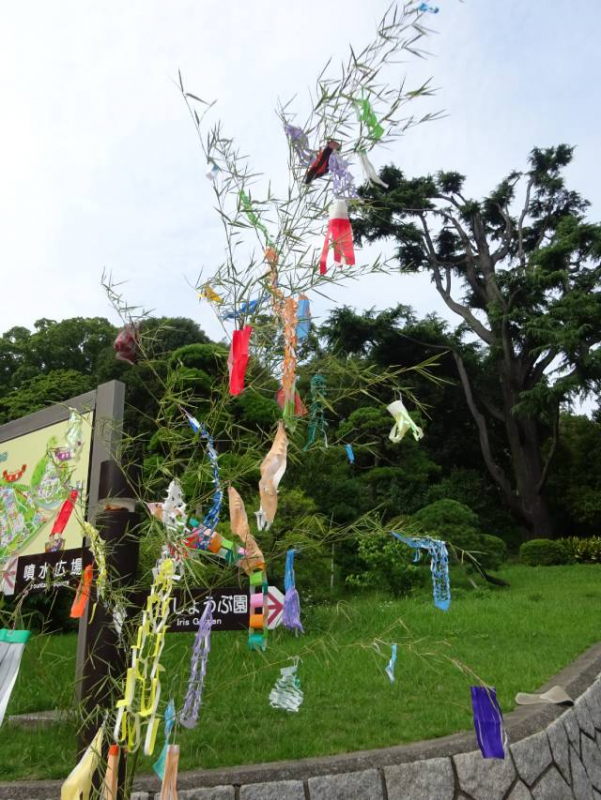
{"left": 1, "top": 0, "right": 599, "bottom": 347}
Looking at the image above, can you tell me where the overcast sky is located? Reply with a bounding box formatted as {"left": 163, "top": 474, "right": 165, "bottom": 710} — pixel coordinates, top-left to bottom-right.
{"left": 1, "top": 0, "right": 599, "bottom": 345}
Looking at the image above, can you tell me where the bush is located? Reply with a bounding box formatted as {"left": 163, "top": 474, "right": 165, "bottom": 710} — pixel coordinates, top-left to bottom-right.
{"left": 478, "top": 534, "right": 508, "bottom": 571}
{"left": 413, "top": 499, "right": 480, "bottom": 532}
{"left": 557, "top": 536, "right": 601, "bottom": 564}
{"left": 520, "top": 539, "right": 568, "bottom": 566}
{"left": 346, "top": 532, "right": 425, "bottom": 597}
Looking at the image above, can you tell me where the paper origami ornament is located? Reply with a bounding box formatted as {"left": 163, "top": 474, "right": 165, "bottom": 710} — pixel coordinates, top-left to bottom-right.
{"left": 345, "top": 443, "right": 355, "bottom": 464}
{"left": 358, "top": 150, "right": 389, "bottom": 189}
{"left": 229, "top": 486, "right": 265, "bottom": 575}
{"left": 221, "top": 297, "right": 265, "bottom": 321}
{"left": 269, "top": 659, "right": 303, "bottom": 712}
{"left": 282, "top": 548, "right": 303, "bottom": 634}
{"left": 305, "top": 140, "right": 341, "bottom": 184}
{"left": 386, "top": 644, "right": 397, "bottom": 683}
{"left": 471, "top": 686, "right": 506, "bottom": 759}
{"left": 387, "top": 398, "right": 424, "bottom": 443}
{"left": 153, "top": 700, "right": 176, "bottom": 780}
{"left": 304, "top": 374, "right": 328, "bottom": 450}
{"left": 391, "top": 531, "right": 450, "bottom": 611}
{"left": 228, "top": 326, "right": 252, "bottom": 396}
{"left": 61, "top": 726, "right": 103, "bottom": 800}
{"left": 328, "top": 151, "right": 358, "bottom": 198}
{"left": 284, "top": 123, "right": 313, "bottom": 166}
{"left": 319, "top": 200, "right": 356, "bottom": 275}
{"left": 296, "top": 295, "right": 311, "bottom": 344}
{"left": 179, "top": 602, "right": 212, "bottom": 729}
{"left": 70, "top": 564, "right": 94, "bottom": 619}
{"left": 198, "top": 285, "right": 223, "bottom": 304}
{"left": 114, "top": 323, "right": 139, "bottom": 365}
{"left": 102, "top": 744, "right": 119, "bottom": 800}
{"left": 0, "top": 628, "right": 30, "bottom": 727}
{"left": 257, "top": 421, "right": 288, "bottom": 531}
{"left": 159, "top": 744, "right": 180, "bottom": 800}
{"left": 355, "top": 96, "right": 384, "bottom": 141}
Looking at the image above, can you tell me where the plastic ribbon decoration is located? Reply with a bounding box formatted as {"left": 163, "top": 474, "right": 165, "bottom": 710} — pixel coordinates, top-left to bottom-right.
{"left": 319, "top": 200, "right": 356, "bottom": 275}
{"left": 70, "top": 564, "right": 93, "bottom": 619}
{"left": 61, "top": 726, "right": 104, "bottom": 800}
{"left": 471, "top": 686, "right": 507, "bottom": 759}
{"left": 179, "top": 602, "right": 213, "bottom": 730}
{"left": 0, "top": 629, "right": 30, "bottom": 727}
{"left": 221, "top": 296, "right": 265, "bottom": 321}
{"left": 256, "top": 421, "right": 288, "bottom": 531}
{"left": 305, "top": 140, "right": 341, "bottom": 184}
{"left": 269, "top": 659, "right": 303, "bottom": 712}
{"left": 114, "top": 558, "right": 178, "bottom": 755}
{"left": 345, "top": 444, "right": 355, "bottom": 464}
{"left": 387, "top": 398, "right": 424, "bottom": 443}
{"left": 296, "top": 295, "right": 311, "bottom": 344}
{"left": 281, "top": 297, "right": 299, "bottom": 430}
{"left": 103, "top": 744, "right": 120, "bottom": 800}
{"left": 228, "top": 325, "right": 253, "bottom": 396}
{"left": 284, "top": 123, "right": 313, "bottom": 166}
{"left": 239, "top": 190, "right": 274, "bottom": 247}
{"left": 328, "top": 151, "right": 358, "bottom": 198}
{"left": 386, "top": 644, "right": 397, "bottom": 683}
{"left": 390, "top": 531, "right": 451, "bottom": 611}
{"left": 153, "top": 700, "right": 176, "bottom": 780}
{"left": 160, "top": 744, "right": 180, "bottom": 800}
{"left": 198, "top": 285, "right": 223, "bottom": 304}
{"left": 418, "top": 2, "right": 440, "bottom": 13}
{"left": 355, "top": 96, "right": 384, "bottom": 141}
{"left": 82, "top": 522, "right": 108, "bottom": 603}
{"left": 358, "top": 150, "right": 389, "bottom": 189}
{"left": 304, "top": 374, "right": 328, "bottom": 450}
{"left": 114, "top": 323, "right": 139, "bottom": 365}
{"left": 282, "top": 548, "right": 303, "bottom": 634}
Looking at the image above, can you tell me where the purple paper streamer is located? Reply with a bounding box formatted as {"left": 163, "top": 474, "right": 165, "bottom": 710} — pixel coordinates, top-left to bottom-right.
{"left": 284, "top": 124, "right": 313, "bottom": 166}
{"left": 282, "top": 549, "right": 304, "bottom": 633}
{"left": 179, "top": 601, "right": 213, "bottom": 729}
{"left": 471, "top": 686, "right": 506, "bottom": 759}
{"left": 328, "top": 152, "right": 358, "bottom": 199}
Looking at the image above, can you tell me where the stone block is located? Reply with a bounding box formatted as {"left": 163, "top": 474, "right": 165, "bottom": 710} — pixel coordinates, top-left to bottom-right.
{"left": 582, "top": 734, "right": 601, "bottom": 791}
{"left": 576, "top": 695, "right": 597, "bottom": 739}
{"left": 570, "top": 744, "right": 594, "bottom": 800}
{"left": 563, "top": 709, "right": 582, "bottom": 756}
{"left": 584, "top": 684, "right": 601, "bottom": 730}
{"left": 511, "top": 730, "right": 553, "bottom": 787}
{"left": 165, "top": 788, "right": 235, "bottom": 800}
{"left": 507, "top": 781, "right": 533, "bottom": 799}
{"left": 548, "top": 717, "right": 572, "bottom": 785}
{"left": 131, "top": 795, "right": 150, "bottom": 800}
{"left": 240, "top": 780, "right": 305, "bottom": 800}
{"left": 453, "top": 750, "right": 515, "bottom": 800}
{"left": 531, "top": 766, "right": 574, "bottom": 800}
{"left": 308, "top": 769, "right": 383, "bottom": 800}
{"left": 384, "top": 757, "right": 454, "bottom": 800}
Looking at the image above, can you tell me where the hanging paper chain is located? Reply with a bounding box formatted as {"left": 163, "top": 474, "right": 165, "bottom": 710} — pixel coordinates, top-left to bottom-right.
{"left": 269, "top": 660, "right": 303, "bottom": 712}
{"left": 304, "top": 374, "right": 328, "bottom": 450}
{"left": 239, "top": 190, "right": 274, "bottom": 246}
{"left": 179, "top": 601, "right": 213, "bottom": 729}
{"left": 284, "top": 123, "right": 313, "bottom": 166}
{"left": 328, "top": 152, "right": 358, "bottom": 199}
{"left": 390, "top": 531, "right": 450, "bottom": 611}
{"left": 282, "top": 548, "right": 303, "bottom": 634}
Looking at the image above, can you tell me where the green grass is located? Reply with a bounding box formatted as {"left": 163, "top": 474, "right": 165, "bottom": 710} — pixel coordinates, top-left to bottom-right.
{"left": 1, "top": 564, "right": 601, "bottom": 781}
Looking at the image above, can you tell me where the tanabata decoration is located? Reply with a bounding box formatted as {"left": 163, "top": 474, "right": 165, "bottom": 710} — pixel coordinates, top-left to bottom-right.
{"left": 418, "top": 2, "right": 439, "bottom": 13}
{"left": 387, "top": 398, "right": 424, "bottom": 443}
{"left": 282, "top": 548, "right": 303, "bottom": 634}
{"left": 114, "top": 323, "right": 139, "bottom": 366}
{"left": 355, "top": 96, "right": 384, "bottom": 141}
{"left": 179, "top": 602, "right": 212, "bottom": 729}
{"left": 0, "top": 628, "right": 31, "bottom": 727}
{"left": 276, "top": 388, "right": 307, "bottom": 418}
{"left": 228, "top": 325, "right": 253, "bottom": 396}
{"left": 471, "top": 686, "right": 507, "bottom": 759}
{"left": 386, "top": 644, "right": 397, "bottom": 683}
{"left": 319, "top": 200, "right": 356, "bottom": 275}
{"left": 269, "top": 659, "right": 303, "bottom": 712}
{"left": 358, "top": 150, "right": 389, "bottom": 189}
{"left": 181, "top": 411, "right": 223, "bottom": 534}
{"left": 391, "top": 531, "right": 450, "bottom": 611}
{"left": 82, "top": 522, "right": 108, "bottom": 603}
{"left": 70, "top": 564, "right": 93, "bottom": 619}
{"left": 153, "top": 700, "right": 176, "bottom": 779}
{"left": 114, "top": 558, "right": 178, "bottom": 755}
{"left": 198, "top": 285, "right": 223, "bottom": 304}
{"left": 51, "top": 489, "right": 79, "bottom": 536}
{"left": 229, "top": 486, "right": 265, "bottom": 575}
{"left": 305, "top": 140, "right": 341, "bottom": 184}
{"left": 280, "top": 296, "right": 299, "bottom": 429}
{"left": 284, "top": 123, "right": 313, "bottom": 166}
{"left": 160, "top": 744, "right": 180, "bottom": 800}
{"left": 328, "top": 151, "right": 358, "bottom": 199}
{"left": 296, "top": 295, "right": 311, "bottom": 344}
{"left": 60, "top": 408, "right": 84, "bottom": 463}
{"left": 239, "top": 190, "right": 274, "bottom": 246}
{"left": 345, "top": 443, "right": 355, "bottom": 464}
{"left": 61, "top": 726, "right": 103, "bottom": 800}
{"left": 148, "top": 480, "right": 187, "bottom": 532}
{"left": 206, "top": 160, "right": 220, "bottom": 180}
{"left": 256, "top": 421, "right": 288, "bottom": 531}
{"left": 102, "top": 744, "right": 120, "bottom": 800}
{"left": 221, "top": 296, "right": 265, "bottom": 321}
{"left": 304, "top": 374, "right": 328, "bottom": 450}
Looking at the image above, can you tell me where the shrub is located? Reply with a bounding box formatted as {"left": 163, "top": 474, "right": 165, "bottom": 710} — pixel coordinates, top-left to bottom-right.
{"left": 520, "top": 539, "right": 568, "bottom": 566}
{"left": 557, "top": 536, "right": 601, "bottom": 564}
{"left": 477, "top": 534, "right": 508, "bottom": 570}
{"left": 346, "top": 532, "right": 425, "bottom": 597}
{"left": 413, "top": 499, "right": 480, "bottom": 532}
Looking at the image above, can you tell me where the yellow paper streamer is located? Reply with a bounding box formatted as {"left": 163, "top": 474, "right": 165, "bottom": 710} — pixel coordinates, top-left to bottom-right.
{"left": 61, "top": 727, "right": 103, "bottom": 800}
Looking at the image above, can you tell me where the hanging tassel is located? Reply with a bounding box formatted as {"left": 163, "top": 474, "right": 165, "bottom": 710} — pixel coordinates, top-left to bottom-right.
{"left": 102, "top": 744, "right": 119, "bottom": 800}
{"left": 282, "top": 549, "right": 304, "bottom": 634}
{"left": 228, "top": 326, "right": 253, "bottom": 396}
{"left": 319, "top": 200, "right": 356, "bottom": 275}
{"left": 304, "top": 374, "right": 328, "bottom": 450}
{"left": 61, "top": 727, "right": 103, "bottom": 800}
{"left": 269, "top": 659, "right": 303, "bottom": 712}
{"left": 160, "top": 744, "right": 180, "bottom": 800}
{"left": 471, "top": 686, "right": 507, "bottom": 759}
{"left": 70, "top": 564, "right": 94, "bottom": 619}
{"left": 358, "top": 150, "right": 389, "bottom": 188}
{"left": 0, "top": 629, "right": 31, "bottom": 727}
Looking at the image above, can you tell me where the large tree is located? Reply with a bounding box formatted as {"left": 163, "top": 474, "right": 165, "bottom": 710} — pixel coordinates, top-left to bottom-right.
{"left": 356, "top": 146, "right": 601, "bottom": 538}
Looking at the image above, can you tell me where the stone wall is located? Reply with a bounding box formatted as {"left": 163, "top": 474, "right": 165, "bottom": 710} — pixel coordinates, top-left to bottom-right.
{"left": 3, "top": 644, "right": 601, "bottom": 800}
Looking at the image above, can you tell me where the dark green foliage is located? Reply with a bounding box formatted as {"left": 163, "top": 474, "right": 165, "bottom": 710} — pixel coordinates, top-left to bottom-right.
{"left": 479, "top": 534, "right": 509, "bottom": 571}
{"left": 520, "top": 539, "right": 568, "bottom": 566}
{"left": 346, "top": 532, "right": 425, "bottom": 597}
{"left": 556, "top": 536, "right": 601, "bottom": 564}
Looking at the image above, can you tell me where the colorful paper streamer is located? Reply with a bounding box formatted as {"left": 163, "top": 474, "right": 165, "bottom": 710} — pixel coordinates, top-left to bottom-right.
{"left": 471, "top": 686, "right": 507, "bottom": 759}
{"left": 391, "top": 531, "right": 450, "bottom": 611}
{"left": 179, "top": 603, "right": 212, "bottom": 730}
{"left": 282, "top": 548, "right": 303, "bottom": 634}
{"left": 269, "top": 659, "right": 303, "bottom": 712}
{"left": 319, "top": 200, "right": 356, "bottom": 275}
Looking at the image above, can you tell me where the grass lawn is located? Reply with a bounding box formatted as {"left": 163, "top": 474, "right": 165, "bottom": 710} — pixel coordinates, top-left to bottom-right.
{"left": 1, "top": 564, "right": 600, "bottom": 781}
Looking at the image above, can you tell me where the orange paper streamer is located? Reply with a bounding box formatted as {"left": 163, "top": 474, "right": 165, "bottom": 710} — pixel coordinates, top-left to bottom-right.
{"left": 70, "top": 564, "right": 94, "bottom": 619}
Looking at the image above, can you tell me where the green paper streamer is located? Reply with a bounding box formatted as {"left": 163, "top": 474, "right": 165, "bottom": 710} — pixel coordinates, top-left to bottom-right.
{"left": 355, "top": 97, "right": 384, "bottom": 142}
{"left": 239, "top": 191, "right": 274, "bottom": 246}
{"left": 304, "top": 374, "right": 328, "bottom": 450}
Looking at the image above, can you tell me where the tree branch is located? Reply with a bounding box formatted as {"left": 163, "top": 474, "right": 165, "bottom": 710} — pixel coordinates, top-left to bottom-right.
{"left": 536, "top": 406, "right": 560, "bottom": 494}
{"left": 517, "top": 177, "right": 533, "bottom": 268}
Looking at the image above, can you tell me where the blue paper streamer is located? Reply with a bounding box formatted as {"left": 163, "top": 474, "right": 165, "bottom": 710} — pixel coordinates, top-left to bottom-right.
{"left": 283, "top": 548, "right": 303, "bottom": 633}
{"left": 418, "top": 2, "right": 439, "bottom": 12}
{"left": 390, "top": 531, "right": 450, "bottom": 611}
{"left": 182, "top": 410, "right": 223, "bottom": 533}
{"left": 385, "top": 644, "right": 397, "bottom": 683}
{"left": 345, "top": 444, "right": 355, "bottom": 464}
{"left": 153, "top": 699, "right": 176, "bottom": 780}
{"left": 221, "top": 296, "right": 266, "bottom": 321}
{"left": 296, "top": 297, "right": 311, "bottom": 344}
